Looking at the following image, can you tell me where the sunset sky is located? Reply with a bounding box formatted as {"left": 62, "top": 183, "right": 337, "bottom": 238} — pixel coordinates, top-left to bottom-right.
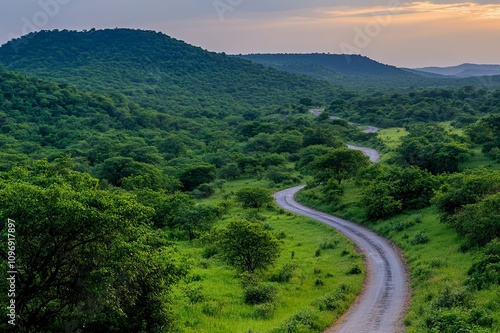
{"left": 1, "top": 0, "right": 499, "bottom": 67}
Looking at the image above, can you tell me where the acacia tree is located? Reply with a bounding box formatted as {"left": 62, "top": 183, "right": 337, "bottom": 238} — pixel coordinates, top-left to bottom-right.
{"left": 0, "top": 159, "right": 186, "bottom": 333}
{"left": 217, "top": 220, "right": 280, "bottom": 273}
{"left": 309, "top": 147, "right": 370, "bottom": 184}
{"left": 235, "top": 187, "right": 273, "bottom": 210}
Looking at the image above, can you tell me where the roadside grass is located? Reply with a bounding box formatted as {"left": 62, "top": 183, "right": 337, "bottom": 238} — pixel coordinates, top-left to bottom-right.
{"left": 460, "top": 147, "right": 500, "bottom": 171}
{"left": 171, "top": 178, "right": 365, "bottom": 333}
{"left": 297, "top": 185, "right": 500, "bottom": 332}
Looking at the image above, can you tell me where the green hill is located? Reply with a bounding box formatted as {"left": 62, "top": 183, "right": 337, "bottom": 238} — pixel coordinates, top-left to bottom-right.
{"left": 239, "top": 53, "right": 500, "bottom": 92}
{"left": 0, "top": 29, "right": 343, "bottom": 117}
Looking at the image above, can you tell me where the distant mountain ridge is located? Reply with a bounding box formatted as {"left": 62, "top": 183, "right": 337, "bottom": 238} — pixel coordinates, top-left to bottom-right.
{"left": 238, "top": 53, "right": 500, "bottom": 91}
{"left": 240, "top": 53, "right": 412, "bottom": 77}
{"left": 414, "top": 64, "right": 500, "bottom": 78}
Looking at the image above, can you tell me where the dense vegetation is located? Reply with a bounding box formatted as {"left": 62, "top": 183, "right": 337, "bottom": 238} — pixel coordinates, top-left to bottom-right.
{"left": 0, "top": 29, "right": 344, "bottom": 118}
{"left": 326, "top": 87, "right": 500, "bottom": 127}
{"left": 298, "top": 121, "right": 500, "bottom": 332}
{"left": 0, "top": 61, "right": 368, "bottom": 332}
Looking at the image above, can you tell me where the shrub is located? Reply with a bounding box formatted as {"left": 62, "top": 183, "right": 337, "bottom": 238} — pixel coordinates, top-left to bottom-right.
{"left": 347, "top": 265, "right": 362, "bottom": 275}
{"left": 314, "top": 284, "right": 350, "bottom": 311}
{"left": 183, "top": 285, "right": 205, "bottom": 304}
{"left": 244, "top": 284, "right": 277, "bottom": 305}
{"left": 251, "top": 303, "right": 276, "bottom": 320}
{"left": 411, "top": 231, "right": 430, "bottom": 245}
{"left": 270, "top": 264, "right": 297, "bottom": 283}
{"left": 202, "top": 246, "right": 218, "bottom": 259}
{"left": 314, "top": 278, "right": 324, "bottom": 286}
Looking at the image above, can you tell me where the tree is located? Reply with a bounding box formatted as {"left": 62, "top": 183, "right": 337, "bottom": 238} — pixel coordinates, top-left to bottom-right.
{"left": 309, "top": 147, "right": 370, "bottom": 184}
{"left": 0, "top": 160, "right": 186, "bottom": 333}
{"left": 449, "top": 193, "right": 500, "bottom": 246}
{"left": 361, "top": 182, "right": 403, "bottom": 220}
{"left": 433, "top": 169, "right": 500, "bottom": 221}
{"left": 217, "top": 220, "right": 280, "bottom": 273}
{"left": 173, "top": 204, "right": 220, "bottom": 241}
{"left": 218, "top": 163, "right": 241, "bottom": 180}
{"left": 235, "top": 187, "right": 273, "bottom": 209}
{"left": 179, "top": 163, "right": 217, "bottom": 191}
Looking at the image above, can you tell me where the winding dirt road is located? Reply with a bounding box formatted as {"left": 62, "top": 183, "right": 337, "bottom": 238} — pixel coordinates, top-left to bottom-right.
{"left": 274, "top": 147, "right": 408, "bottom": 333}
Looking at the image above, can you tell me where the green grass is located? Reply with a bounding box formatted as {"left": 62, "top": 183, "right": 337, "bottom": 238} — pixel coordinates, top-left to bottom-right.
{"left": 170, "top": 178, "right": 365, "bottom": 333}
{"left": 460, "top": 147, "right": 500, "bottom": 171}
{"left": 377, "top": 127, "right": 408, "bottom": 150}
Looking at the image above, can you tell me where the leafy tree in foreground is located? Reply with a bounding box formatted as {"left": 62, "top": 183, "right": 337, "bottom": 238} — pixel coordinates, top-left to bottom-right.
{"left": 235, "top": 187, "right": 273, "bottom": 210}
{"left": 217, "top": 220, "right": 280, "bottom": 273}
{"left": 0, "top": 159, "right": 186, "bottom": 333}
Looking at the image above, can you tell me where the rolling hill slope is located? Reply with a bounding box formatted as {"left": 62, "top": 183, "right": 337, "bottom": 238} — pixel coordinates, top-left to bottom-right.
{"left": 0, "top": 29, "right": 343, "bottom": 118}
{"left": 239, "top": 53, "right": 500, "bottom": 91}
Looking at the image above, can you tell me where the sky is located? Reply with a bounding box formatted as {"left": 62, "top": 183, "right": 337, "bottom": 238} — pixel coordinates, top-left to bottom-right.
{"left": 0, "top": 0, "right": 499, "bottom": 68}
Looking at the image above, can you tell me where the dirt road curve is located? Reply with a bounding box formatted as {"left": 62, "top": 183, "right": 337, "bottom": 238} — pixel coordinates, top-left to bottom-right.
{"left": 274, "top": 188, "right": 408, "bottom": 333}
{"left": 346, "top": 144, "right": 380, "bottom": 163}
{"left": 274, "top": 146, "right": 408, "bottom": 333}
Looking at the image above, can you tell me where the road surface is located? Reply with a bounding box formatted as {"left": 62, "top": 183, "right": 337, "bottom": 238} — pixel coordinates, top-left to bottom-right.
{"left": 347, "top": 144, "right": 380, "bottom": 163}
{"left": 274, "top": 147, "right": 408, "bottom": 333}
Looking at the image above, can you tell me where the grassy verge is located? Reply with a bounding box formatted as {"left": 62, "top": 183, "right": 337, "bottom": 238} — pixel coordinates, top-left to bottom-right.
{"left": 171, "top": 179, "right": 365, "bottom": 333}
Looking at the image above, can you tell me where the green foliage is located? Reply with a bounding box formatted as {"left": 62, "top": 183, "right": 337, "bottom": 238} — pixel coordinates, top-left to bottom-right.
{"left": 313, "top": 284, "right": 350, "bottom": 311}
{"left": 361, "top": 182, "right": 403, "bottom": 220}
{"left": 236, "top": 187, "right": 273, "bottom": 210}
{"left": 321, "top": 179, "right": 345, "bottom": 205}
{"left": 467, "top": 238, "right": 500, "bottom": 290}
{"left": 179, "top": 163, "right": 217, "bottom": 191}
{"left": 309, "top": 147, "right": 370, "bottom": 184}
{"left": 397, "top": 123, "right": 471, "bottom": 174}
{"left": 0, "top": 160, "right": 186, "bottom": 333}
{"left": 0, "top": 29, "right": 341, "bottom": 118}
{"left": 216, "top": 220, "right": 280, "bottom": 273}
{"left": 244, "top": 284, "right": 278, "bottom": 305}
{"left": 173, "top": 204, "right": 220, "bottom": 241}
{"left": 270, "top": 264, "right": 298, "bottom": 283}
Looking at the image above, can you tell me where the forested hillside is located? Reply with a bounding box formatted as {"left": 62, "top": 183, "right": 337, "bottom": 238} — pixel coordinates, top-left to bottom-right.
{"left": 325, "top": 87, "right": 500, "bottom": 127}
{"left": 239, "top": 53, "right": 500, "bottom": 92}
{"left": 0, "top": 29, "right": 343, "bottom": 118}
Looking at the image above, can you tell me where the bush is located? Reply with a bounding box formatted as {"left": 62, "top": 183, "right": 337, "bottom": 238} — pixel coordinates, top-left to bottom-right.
{"left": 202, "top": 246, "right": 218, "bottom": 259}
{"left": 347, "top": 265, "right": 362, "bottom": 275}
{"left": 183, "top": 285, "right": 205, "bottom": 304}
{"left": 314, "top": 284, "right": 350, "bottom": 311}
{"left": 411, "top": 231, "right": 430, "bottom": 245}
{"left": 283, "top": 311, "right": 319, "bottom": 333}
{"left": 191, "top": 183, "right": 215, "bottom": 198}
{"left": 467, "top": 238, "right": 500, "bottom": 290}
{"left": 244, "top": 284, "right": 277, "bottom": 305}
{"left": 319, "top": 240, "right": 338, "bottom": 250}
{"left": 432, "top": 287, "right": 471, "bottom": 309}
{"left": 270, "top": 264, "right": 297, "bottom": 283}
{"left": 251, "top": 303, "right": 276, "bottom": 320}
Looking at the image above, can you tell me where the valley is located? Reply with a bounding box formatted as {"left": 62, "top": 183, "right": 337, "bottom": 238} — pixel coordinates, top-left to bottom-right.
{"left": 0, "top": 28, "right": 499, "bottom": 333}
